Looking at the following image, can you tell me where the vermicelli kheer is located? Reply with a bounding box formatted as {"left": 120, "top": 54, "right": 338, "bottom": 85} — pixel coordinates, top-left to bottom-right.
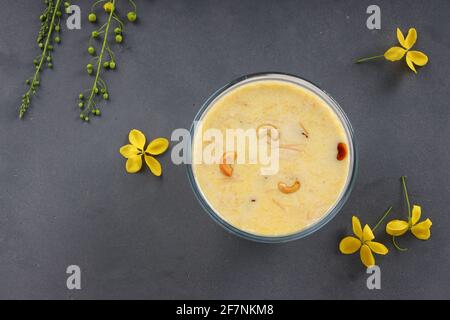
{"left": 192, "top": 79, "right": 350, "bottom": 237}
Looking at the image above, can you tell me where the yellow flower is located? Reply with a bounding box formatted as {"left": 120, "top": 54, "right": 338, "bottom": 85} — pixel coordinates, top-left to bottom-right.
{"left": 386, "top": 177, "right": 433, "bottom": 244}
{"left": 339, "top": 216, "right": 388, "bottom": 268}
{"left": 119, "top": 129, "right": 169, "bottom": 176}
{"left": 384, "top": 28, "right": 428, "bottom": 73}
{"left": 386, "top": 205, "right": 432, "bottom": 240}
{"left": 103, "top": 2, "right": 115, "bottom": 13}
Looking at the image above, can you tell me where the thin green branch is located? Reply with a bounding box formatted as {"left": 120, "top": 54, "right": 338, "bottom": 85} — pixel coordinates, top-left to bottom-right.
{"left": 83, "top": 0, "right": 116, "bottom": 119}
{"left": 78, "top": 0, "right": 138, "bottom": 121}
{"left": 392, "top": 236, "right": 408, "bottom": 251}
{"left": 372, "top": 206, "right": 393, "bottom": 232}
{"left": 112, "top": 13, "right": 124, "bottom": 29}
{"left": 105, "top": 43, "right": 115, "bottom": 61}
{"left": 98, "top": 23, "right": 108, "bottom": 31}
{"left": 401, "top": 176, "right": 412, "bottom": 221}
{"left": 98, "top": 77, "right": 108, "bottom": 90}
{"left": 355, "top": 55, "right": 384, "bottom": 64}
{"left": 19, "top": 0, "right": 61, "bottom": 118}
{"left": 91, "top": 0, "right": 107, "bottom": 12}
{"left": 128, "top": 0, "right": 137, "bottom": 12}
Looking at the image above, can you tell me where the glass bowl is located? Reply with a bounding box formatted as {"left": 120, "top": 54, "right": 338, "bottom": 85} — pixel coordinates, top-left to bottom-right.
{"left": 187, "top": 72, "right": 358, "bottom": 243}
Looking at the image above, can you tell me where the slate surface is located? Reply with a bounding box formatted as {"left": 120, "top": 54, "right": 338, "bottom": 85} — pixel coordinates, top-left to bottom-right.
{"left": 0, "top": 0, "right": 449, "bottom": 299}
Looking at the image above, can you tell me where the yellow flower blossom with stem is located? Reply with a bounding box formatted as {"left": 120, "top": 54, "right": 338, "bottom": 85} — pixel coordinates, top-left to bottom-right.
{"left": 386, "top": 176, "right": 432, "bottom": 251}
{"left": 119, "top": 129, "right": 169, "bottom": 176}
{"left": 356, "top": 27, "right": 429, "bottom": 73}
{"left": 339, "top": 206, "right": 392, "bottom": 268}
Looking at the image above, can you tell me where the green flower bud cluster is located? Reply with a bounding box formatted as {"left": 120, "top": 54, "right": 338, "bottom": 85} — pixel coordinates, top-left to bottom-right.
{"left": 19, "top": 0, "right": 71, "bottom": 118}
{"left": 78, "top": 0, "right": 138, "bottom": 121}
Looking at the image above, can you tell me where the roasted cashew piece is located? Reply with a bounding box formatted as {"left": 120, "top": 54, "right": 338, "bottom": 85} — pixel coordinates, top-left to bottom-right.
{"left": 278, "top": 180, "right": 301, "bottom": 194}
{"left": 219, "top": 151, "right": 237, "bottom": 177}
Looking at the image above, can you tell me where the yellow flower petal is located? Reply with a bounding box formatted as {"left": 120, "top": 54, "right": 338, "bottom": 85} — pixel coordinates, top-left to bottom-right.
{"left": 125, "top": 155, "right": 142, "bottom": 173}
{"left": 411, "top": 205, "right": 422, "bottom": 225}
{"left": 406, "top": 56, "right": 417, "bottom": 73}
{"left": 384, "top": 46, "right": 407, "bottom": 61}
{"left": 407, "top": 51, "right": 429, "bottom": 66}
{"left": 396, "top": 28, "right": 406, "bottom": 48}
{"left": 129, "top": 129, "right": 146, "bottom": 149}
{"left": 352, "top": 216, "right": 363, "bottom": 240}
{"left": 367, "top": 241, "right": 388, "bottom": 255}
{"left": 362, "top": 224, "right": 375, "bottom": 242}
{"left": 386, "top": 219, "right": 409, "bottom": 236}
{"left": 146, "top": 138, "right": 169, "bottom": 155}
{"left": 339, "top": 236, "right": 362, "bottom": 254}
{"left": 403, "top": 28, "right": 417, "bottom": 50}
{"left": 411, "top": 218, "right": 432, "bottom": 240}
{"left": 360, "top": 244, "right": 375, "bottom": 268}
{"left": 144, "top": 154, "right": 162, "bottom": 176}
{"left": 119, "top": 144, "right": 140, "bottom": 158}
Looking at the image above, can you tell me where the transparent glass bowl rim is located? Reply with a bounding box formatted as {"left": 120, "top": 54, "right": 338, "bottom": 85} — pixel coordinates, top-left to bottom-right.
{"left": 186, "top": 72, "right": 358, "bottom": 243}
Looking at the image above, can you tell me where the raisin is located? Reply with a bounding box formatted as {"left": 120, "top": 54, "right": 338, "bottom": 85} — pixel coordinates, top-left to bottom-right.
{"left": 337, "top": 142, "right": 348, "bottom": 161}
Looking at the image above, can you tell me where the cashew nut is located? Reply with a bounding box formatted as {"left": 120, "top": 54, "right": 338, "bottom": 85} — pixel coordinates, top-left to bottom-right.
{"left": 278, "top": 180, "right": 301, "bottom": 194}
{"left": 219, "top": 151, "right": 237, "bottom": 177}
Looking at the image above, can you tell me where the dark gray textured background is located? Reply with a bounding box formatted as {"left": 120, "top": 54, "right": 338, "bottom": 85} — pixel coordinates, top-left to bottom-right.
{"left": 0, "top": 0, "right": 449, "bottom": 299}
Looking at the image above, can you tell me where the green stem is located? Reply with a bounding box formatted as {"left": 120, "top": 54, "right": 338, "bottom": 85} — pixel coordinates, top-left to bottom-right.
{"left": 112, "top": 14, "right": 124, "bottom": 29}
{"left": 355, "top": 54, "right": 384, "bottom": 64}
{"left": 128, "top": 0, "right": 137, "bottom": 12}
{"left": 98, "top": 77, "right": 107, "bottom": 90}
{"left": 106, "top": 43, "right": 115, "bottom": 61}
{"left": 372, "top": 206, "right": 393, "bottom": 232}
{"left": 401, "top": 176, "right": 412, "bottom": 221}
{"left": 98, "top": 23, "right": 107, "bottom": 32}
{"left": 91, "top": 0, "right": 107, "bottom": 12}
{"left": 392, "top": 236, "right": 408, "bottom": 251}
{"left": 20, "top": 0, "right": 61, "bottom": 118}
{"left": 85, "top": 0, "right": 115, "bottom": 115}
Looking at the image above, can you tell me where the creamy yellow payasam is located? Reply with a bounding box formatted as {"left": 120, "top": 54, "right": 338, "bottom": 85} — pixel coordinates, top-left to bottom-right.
{"left": 192, "top": 79, "right": 350, "bottom": 237}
